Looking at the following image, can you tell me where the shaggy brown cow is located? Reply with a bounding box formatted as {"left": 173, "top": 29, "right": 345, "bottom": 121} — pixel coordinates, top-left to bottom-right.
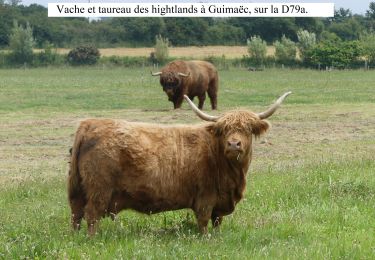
{"left": 152, "top": 60, "right": 218, "bottom": 110}
{"left": 68, "top": 92, "right": 291, "bottom": 235}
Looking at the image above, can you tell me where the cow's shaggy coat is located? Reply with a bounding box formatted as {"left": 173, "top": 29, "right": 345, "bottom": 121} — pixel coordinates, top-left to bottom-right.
{"left": 152, "top": 60, "right": 218, "bottom": 110}
{"left": 68, "top": 92, "right": 291, "bottom": 235}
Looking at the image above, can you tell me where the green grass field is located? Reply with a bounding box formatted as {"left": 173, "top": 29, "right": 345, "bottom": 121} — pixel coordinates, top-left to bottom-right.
{"left": 0, "top": 67, "right": 374, "bottom": 258}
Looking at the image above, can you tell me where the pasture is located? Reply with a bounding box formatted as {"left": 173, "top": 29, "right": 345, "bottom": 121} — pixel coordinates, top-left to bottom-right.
{"left": 0, "top": 67, "right": 374, "bottom": 258}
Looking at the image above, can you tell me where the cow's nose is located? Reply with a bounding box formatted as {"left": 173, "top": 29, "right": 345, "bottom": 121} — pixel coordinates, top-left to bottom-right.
{"left": 227, "top": 140, "right": 241, "bottom": 150}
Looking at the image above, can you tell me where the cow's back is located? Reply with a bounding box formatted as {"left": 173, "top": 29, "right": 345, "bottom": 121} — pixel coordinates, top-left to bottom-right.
{"left": 77, "top": 119, "right": 217, "bottom": 213}
{"left": 183, "top": 61, "right": 218, "bottom": 94}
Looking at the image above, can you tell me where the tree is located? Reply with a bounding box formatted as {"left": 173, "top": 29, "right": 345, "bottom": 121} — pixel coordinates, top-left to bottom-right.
{"left": 246, "top": 35, "right": 267, "bottom": 65}
{"left": 332, "top": 8, "right": 352, "bottom": 22}
{"left": 297, "top": 30, "right": 316, "bottom": 62}
{"left": 153, "top": 34, "right": 169, "bottom": 64}
{"left": 0, "top": 4, "right": 12, "bottom": 46}
{"left": 360, "top": 33, "right": 375, "bottom": 64}
{"left": 114, "top": 18, "right": 165, "bottom": 46}
{"left": 295, "top": 17, "right": 324, "bottom": 36}
{"left": 329, "top": 18, "right": 363, "bottom": 40}
{"left": 366, "top": 2, "right": 375, "bottom": 19}
{"left": 164, "top": 18, "right": 209, "bottom": 46}
{"left": 365, "top": 2, "right": 375, "bottom": 31}
{"left": 206, "top": 21, "right": 245, "bottom": 45}
{"left": 274, "top": 35, "right": 297, "bottom": 64}
{"left": 9, "top": 20, "right": 34, "bottom": 64}
{"left": 229, "top": 18, "right": 298, "bottom": 43}
{"left": 7, "top": 0, "right": 21, "bottom": 6}
{"left": 307, "top": 39, "right": 362, "bottom": 68}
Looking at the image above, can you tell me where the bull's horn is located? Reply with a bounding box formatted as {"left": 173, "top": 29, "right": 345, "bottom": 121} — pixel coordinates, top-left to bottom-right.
{"left": 151, "top": 71, "right": 162, "bottom": 76}
{"left": 256, "top": 91, "right": 292, "bottom": 119}
{"left": 178, "top": 72, "right": 190, "bottom": 77}
{"left": 184, "top": 95, "right": 220, "bottom": 122}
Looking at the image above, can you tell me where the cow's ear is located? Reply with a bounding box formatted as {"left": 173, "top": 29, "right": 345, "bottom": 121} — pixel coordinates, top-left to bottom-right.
{"left": 251, "top": 120, "right": 270, "bottom": 137}
{"left": 206, "top": 123, "right": 222, "bottom": 136}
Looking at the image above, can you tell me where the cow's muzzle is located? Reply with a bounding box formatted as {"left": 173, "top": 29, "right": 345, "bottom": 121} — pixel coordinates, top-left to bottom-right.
{"left": 225, "top": 140, "right": 244, "bottom": 160}
{"left": 227, "top": 140, "right": 241, "bottom": 150}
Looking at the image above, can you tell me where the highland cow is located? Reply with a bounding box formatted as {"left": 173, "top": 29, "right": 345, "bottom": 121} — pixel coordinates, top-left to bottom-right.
{"left": 152, "top": 60, "right": 218, "bottom": 109}
{"left": 68, "top": 92, "right": 291, "bottom": 235}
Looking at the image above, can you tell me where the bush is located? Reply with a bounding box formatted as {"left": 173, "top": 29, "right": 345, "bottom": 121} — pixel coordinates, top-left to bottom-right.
{"left": 0, "top": 52, "right": 9, "bottom": 68}
{"left": 8, "top": 20, "right": 34, "bottom": 64}
{"left": 360, "top": 33, "right": 375, "bottom": 65}
{"left": 100, "top": 55, "right": 150, "bottom": 67}
{"left": 203, "top": 55, "right": 229, "bottom": 70}
{"left": 67, "top": 45, "right": 100, "bottom": 66}
{"left": 241, "top": 55, "right": 276, "bottom": 68}
{"left": 297, "top": 30, "right": 316, "bottom": 62}
{"left": 307, "top": 39, "right": 362, "bottom": 69}
{"left": 274, "top": 35, "right": 297, "bottom": 65}
{"left": 246, "top": 35, "right": 267, "bottom": 65}
{"left": 154, "top": 34, "right": 169, "bottom": 64}
{"left": 33, "top": 42, "right": 64, "bottom": 66}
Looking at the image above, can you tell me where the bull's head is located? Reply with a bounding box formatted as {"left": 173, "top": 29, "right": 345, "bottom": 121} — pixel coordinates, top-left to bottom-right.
{"left": 184, "top": 92, "right": 291, "bottom": 162}
{"left": 152, "top": 71, "right": 190, "bottom": 100}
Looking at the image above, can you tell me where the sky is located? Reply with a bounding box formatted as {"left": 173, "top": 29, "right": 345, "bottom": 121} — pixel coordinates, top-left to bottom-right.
{"left": 20, "top": 0, "right": 372, "bottom": 15}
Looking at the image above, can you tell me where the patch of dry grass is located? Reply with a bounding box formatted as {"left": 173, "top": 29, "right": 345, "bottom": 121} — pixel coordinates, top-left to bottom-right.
{"left": 35, "top": 46, "right": 275, "bottom": 58}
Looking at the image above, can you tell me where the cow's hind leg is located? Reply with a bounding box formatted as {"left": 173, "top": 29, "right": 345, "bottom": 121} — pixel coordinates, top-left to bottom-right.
{"left": 198, "top": 93, "right": 206, "bottom": 110}
{"left": 207, "top": 78, "right": 218, "bottom": 110}
{"left": 84, "top": 189, "right": 112, "bottom": 236}
{"left": 70, "top": 195, "right": 86, "bottom": 231}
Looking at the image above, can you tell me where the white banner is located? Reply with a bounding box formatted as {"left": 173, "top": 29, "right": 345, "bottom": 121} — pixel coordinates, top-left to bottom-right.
{"left": 48, "top": 3, "right": 334, "bottom": 17}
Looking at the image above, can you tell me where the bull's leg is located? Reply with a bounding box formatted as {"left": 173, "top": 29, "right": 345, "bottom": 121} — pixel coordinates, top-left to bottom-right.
{"left": 84, "top": 191, "right": 112, "bottom": 236}
{"left": 107, "top": 195, "right": 124, "bottom": 221}
{"left": 198, "top": 93, "right": 206, "bottom": 110}
{"left": 211, "top": 214, "right": 223, "bottom": 228}
{"left": 207, "top": 88, "right": 217, "bottom": 110}
{"left": 207, "top": 78, "right": 218, "bottom": 110}
{"left": 85, "top": 205, "right": 100, "bottom": 236}
{"left": 174, "top": 97, "right": 184, "bottom": 109}
{"left": 70, "top": 196, "right": 86, "bottom": 231}
{"left": 194, "top": 205, "right": 213, "bottom": 234}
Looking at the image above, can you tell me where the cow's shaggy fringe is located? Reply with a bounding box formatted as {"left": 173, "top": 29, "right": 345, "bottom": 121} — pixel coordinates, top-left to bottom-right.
{"left": 214, "top": 110, "right": 270, "bottom": 138}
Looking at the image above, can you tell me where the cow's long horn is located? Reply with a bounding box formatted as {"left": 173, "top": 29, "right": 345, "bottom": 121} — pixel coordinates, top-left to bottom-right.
{"left": 151, "top": 71, "right": 162, "bottom": 76}
{"left": 184, "top": 95, "right": 220, "bottom": 122}
{"left": 256, "top": 91, "right": 292, "bottom": 119}
{"left": 178, "top": 72, "right": 190, "bottom": 77}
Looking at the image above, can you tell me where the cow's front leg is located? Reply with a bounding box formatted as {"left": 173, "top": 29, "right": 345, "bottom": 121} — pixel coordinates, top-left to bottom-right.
{"left": 194, "top": 205, "right": 213, "bottom": 234}
{"left": 173, "top": 97, "right": 184, "bottom": 109}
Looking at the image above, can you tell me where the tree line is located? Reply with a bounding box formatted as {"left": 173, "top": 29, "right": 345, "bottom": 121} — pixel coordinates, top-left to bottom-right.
{"left": 1, "top": 2, "right": 375, "bottom": 48}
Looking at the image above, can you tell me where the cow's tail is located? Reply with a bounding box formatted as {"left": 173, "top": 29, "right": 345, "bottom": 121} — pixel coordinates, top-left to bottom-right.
{"left": 68, "top": 124, "right": 85, "bottom": 201}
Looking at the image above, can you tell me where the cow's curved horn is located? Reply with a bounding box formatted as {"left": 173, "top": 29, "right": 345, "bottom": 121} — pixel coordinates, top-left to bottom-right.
{"left": 178, "top": 72, "right": 190, "bottom": 77}
{"left": 256, "top": 91, "right": 292, "bottom": 119}
{"left": 151, "top": 71, "right": 162, "bottom": 76}
{"left": 184, "top": 95, "right": 220, "bottom": 122}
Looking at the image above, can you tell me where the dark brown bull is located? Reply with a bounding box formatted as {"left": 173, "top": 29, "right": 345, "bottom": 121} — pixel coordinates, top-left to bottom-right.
{"left": 68, "top": 92, "right": 291, "bottom": 235}
{"left": 152, "top": 60, "right": 218, "bottom": 110}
